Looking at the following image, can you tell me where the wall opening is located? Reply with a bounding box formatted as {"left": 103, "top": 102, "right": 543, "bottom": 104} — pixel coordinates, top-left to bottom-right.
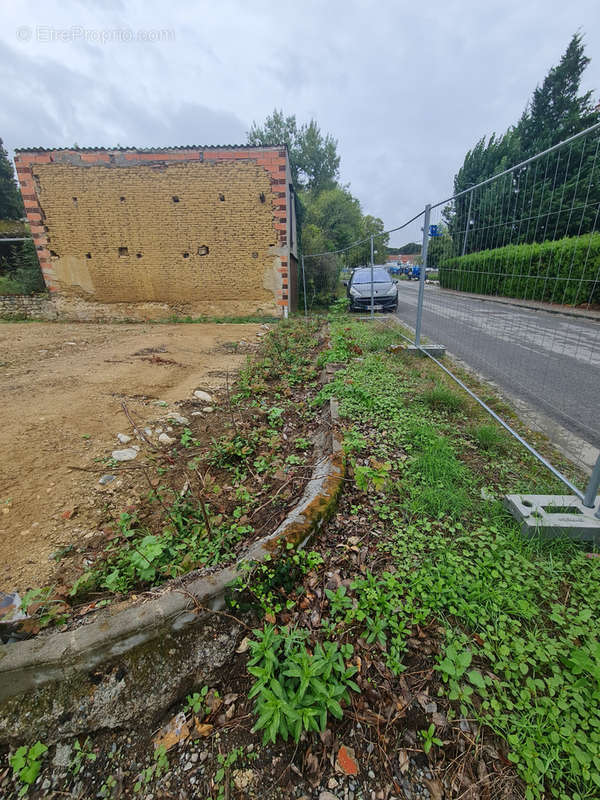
{"left": 183, "top": 252, "right": 190, "bottom": 258}
{"left": 197, "top": 245, "right": 209, "bottom": 256}
{"left": 118, "top": 247, "right": 129, "bottom": 257}
{"left": 172, "top": 196, "right": 180, "bottom": 203}
{"left": 259, "top": 192, "right": 265, "bottom": 203}
{"left": 219, "top": 193, "right": 225, "bottom": 202}
{"left": 120, "top": 196, "right": 126, "bottom": 203}
{"left": 72, "top": 197, "right": 78, "bottom": 207}
{"left": 85, "top": 252, "right": 92, "bottom": 259}
{"left": 136, "top": 253, "right": 142, "bottom": 259}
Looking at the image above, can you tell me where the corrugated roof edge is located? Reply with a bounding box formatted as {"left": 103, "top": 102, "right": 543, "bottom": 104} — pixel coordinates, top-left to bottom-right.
{"left": 14, "top": 144, "right": 287, "bottom": 153}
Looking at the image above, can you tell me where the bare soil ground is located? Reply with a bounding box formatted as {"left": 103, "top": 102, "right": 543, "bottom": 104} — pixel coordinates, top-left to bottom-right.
{"left": 0, "top": 321, "right": 262, "bottom": 594}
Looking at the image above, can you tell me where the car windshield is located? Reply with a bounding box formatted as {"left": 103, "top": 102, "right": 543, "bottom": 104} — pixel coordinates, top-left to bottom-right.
{"left": 352, "top": 268, "right": 390, "bottom": 284}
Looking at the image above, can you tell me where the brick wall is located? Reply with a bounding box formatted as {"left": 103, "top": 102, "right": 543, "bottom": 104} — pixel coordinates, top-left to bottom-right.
{"left": 14, "top": 147, "right": 296, "bottom": 317}
{"left": 0, "top": 294, "right": 57, "bottom": 320}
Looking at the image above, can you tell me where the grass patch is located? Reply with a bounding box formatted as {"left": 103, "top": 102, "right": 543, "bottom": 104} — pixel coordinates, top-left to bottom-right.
{"left": 472, "top": 422, "right": 507, "bottom": 452}
{"left": 422, "top": 382, "right": 466, "bottom": 412}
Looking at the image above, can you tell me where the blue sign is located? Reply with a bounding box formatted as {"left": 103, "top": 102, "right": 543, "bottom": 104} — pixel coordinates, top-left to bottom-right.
{"left": 429, "top": 224, "right": 442, "bottom": 237}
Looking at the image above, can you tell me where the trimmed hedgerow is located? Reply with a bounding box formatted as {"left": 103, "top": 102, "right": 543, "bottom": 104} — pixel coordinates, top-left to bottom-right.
{"left": 439, "top": 232, "right": 600, "bottom": 306}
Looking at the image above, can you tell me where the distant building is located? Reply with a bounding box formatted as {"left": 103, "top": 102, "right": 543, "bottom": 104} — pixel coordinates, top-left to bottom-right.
{"left": 387, "top": 254, "right": 420, "bottom": 266}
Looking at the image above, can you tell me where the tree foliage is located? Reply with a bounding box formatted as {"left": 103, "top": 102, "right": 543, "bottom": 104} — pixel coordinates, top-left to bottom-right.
{"left": 248, "top": 110, "right": 388, "bottom": 307}
{"left": 247, "top": 109, "right": 340, "bottom": 193}
{"left": 0, "top": 139, "right": 23, "bottom": 219}
{"left": 445, "top": 34, "right": 600, "bottom": 257}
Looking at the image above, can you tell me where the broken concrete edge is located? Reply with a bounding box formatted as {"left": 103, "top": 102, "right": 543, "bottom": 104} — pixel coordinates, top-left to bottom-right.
{"left": 0, "top": 397, "right": 345, "bottom": 714}
{"left": 504, "top": 493, "right": 600, "bottom": 543}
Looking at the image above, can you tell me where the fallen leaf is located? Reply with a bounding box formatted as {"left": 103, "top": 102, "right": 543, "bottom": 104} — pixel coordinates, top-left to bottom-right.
{"left": 193, "top": 718, "right": 213, "bottom": 737}
{"left": 423, "top": 777, "right": 444, "bottom": 800}
{"left": 153, "top": 712, "right": 189, "bottom": 751}
{"left": 398, "top": 749, "right": 409, "bottom": 774}
{"left": 236, "top": 637, "right": 250, "bottom": 654}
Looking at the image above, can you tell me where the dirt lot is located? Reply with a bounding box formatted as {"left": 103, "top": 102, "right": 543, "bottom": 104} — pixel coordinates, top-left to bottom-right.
{"left": 0, "top": 320, "right": 263, "bottom": 594}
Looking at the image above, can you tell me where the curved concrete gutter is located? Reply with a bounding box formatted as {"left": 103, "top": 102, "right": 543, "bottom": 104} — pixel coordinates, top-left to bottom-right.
{"left": 0, "top": 399, "right": 344, "bottom": 744}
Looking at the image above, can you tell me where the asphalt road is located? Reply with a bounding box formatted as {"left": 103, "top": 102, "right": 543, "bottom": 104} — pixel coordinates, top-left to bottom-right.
{"left": 395, "top": 282, "right": 600, "bottom": 451}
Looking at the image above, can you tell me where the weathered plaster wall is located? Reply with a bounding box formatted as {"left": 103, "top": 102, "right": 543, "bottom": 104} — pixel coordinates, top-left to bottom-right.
{"left": 15, "top": 147, "right": 295, "bottom": 317}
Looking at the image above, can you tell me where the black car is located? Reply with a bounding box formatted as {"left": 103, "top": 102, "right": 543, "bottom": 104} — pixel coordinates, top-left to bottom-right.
{"left": 345, "top": 267, "right": 398, "bottom": 312}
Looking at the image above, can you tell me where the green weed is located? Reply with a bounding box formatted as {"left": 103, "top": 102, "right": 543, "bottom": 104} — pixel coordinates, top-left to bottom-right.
{"left": 247, "top": 625, "right": 359, "bottom": 744}
{"left": 422, "top": 383, "right": 466, "bottom": 412}
{"left": 9, "top": 741, "right": 47, "bottom": 796}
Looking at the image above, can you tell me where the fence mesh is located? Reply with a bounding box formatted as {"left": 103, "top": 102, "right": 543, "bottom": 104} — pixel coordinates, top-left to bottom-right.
{"left": 303, "top": 123, "right": 600, "bottom": 487}
{"left": 394, "top": 124, "right": 600, "bottom": 474}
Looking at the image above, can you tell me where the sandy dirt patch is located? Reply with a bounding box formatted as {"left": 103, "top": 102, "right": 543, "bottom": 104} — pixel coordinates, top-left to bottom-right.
{"left": 0, "top": 321, "right": 262, "bottom": 593}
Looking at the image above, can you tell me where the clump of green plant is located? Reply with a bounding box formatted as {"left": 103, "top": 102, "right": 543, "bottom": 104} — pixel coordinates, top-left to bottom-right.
{"left": 419, "top": 723, "right": 443, "bottom": 754}
{"left": 70, "top": 737, "right": 97, "bottom": 775}
{"left": 186, "top": 685, "right": 219, "bottom": 717}
{"left": 133, "top": 745, "right": 169, "bottom": 793}
{"left": 10, "top": 741, "right": 47, "bottom": 796}
{"left": 247, "top": 625, "right": 359, "bottom": 743}
{"left": 472, "top": 423, "right": 506, "bottom": 452}
{"left": 422, "top": 383, "right": 465, "bottom": 412}
{"left": 214, "top": 746, "right": 244, "bottom": 800}
{"left": 19, "top": 586, "right": 69, "bottom": 631}
{"left": 70, "top": 494, "right": 252, "bottom": 601}
{"left": 228, "top": 548, "right": 323, "bottom": 616}
{"left": 353, "top": 458, "right": 392, "bottom": 492}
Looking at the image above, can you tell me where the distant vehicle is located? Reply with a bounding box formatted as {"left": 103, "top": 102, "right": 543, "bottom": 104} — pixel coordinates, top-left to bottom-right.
{"left": 388, "top": 264, "right": 421, "bottom": 280}
{"left": 344, "top": 267, "right": 398, "bottom": 312}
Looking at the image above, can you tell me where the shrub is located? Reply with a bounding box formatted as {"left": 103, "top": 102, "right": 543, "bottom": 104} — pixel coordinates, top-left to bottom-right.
{"left": 439, "top": 232, "right": 600, "bottom": 306}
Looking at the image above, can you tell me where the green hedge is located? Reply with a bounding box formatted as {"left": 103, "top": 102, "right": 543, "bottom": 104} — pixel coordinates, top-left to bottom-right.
{"left": 439, "top": 233, "right": 600, "bottom": 306}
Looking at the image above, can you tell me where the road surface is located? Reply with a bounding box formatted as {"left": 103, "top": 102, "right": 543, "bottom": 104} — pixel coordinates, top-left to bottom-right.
{"left": 395, "top": 282, "right": 600, "bottom": 452}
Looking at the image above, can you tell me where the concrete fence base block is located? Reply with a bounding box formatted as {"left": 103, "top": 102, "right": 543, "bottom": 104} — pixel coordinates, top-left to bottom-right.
{"left": 0, "top": 398, "right": 345, "bottom": 745}
{"left": 405, "top": 344, "right": 446, "bottom": 358}
{"left": 504, "top": 494, "right": 600, "bottom": 543}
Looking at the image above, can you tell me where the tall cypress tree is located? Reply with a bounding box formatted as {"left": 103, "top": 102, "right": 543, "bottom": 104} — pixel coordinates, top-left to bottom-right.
{"left": 518, "top": 33, "right": 598, "bottom": 156}
{"left": 0, "top": 139, "right": 23, "bottom": 220}
{"left": 446, "top": 33, "right": 599, "bottom": 255}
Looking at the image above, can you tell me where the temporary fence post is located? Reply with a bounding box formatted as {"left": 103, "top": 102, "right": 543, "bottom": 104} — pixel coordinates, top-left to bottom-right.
{"left": 415, "top": 204, "right": 431, "bottom": 347}
{"left": 461, "top": 190, "right": 473, "bottom": 256}
{"left": 301, "top": 255, "right": 307, "bottom": 318}
{"left": 582, "top": 454, "right": 600, "bottom": 515}
{"left": 370, "top": 235, "right": 374, "bottom": 319}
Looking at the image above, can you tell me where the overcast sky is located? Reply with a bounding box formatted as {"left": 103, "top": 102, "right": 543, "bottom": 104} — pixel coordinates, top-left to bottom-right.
{"left": 2, "top": 0, "right": 599, "bottom": 246}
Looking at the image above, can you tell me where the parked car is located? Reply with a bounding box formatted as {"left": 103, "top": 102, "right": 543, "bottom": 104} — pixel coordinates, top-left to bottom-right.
{"left": 344, "top": 267, "right": 398, "bottom": 312}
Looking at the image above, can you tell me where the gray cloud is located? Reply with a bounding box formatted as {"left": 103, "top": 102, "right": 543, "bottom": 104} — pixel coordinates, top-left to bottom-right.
{"left": 1, "top": 0, "right": 599, "bottom": 247}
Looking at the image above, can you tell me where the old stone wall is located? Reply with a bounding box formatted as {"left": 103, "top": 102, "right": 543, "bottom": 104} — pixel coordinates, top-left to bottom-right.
{"left": 0, "top": 294, "right": 57, "bottom": 320}
{"left": 15, "top": 147, "right": 295, "bottom": 317}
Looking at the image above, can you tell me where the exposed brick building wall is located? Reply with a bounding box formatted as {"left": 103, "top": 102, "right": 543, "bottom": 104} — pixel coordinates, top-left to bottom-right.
{"left": 14, "top": 146, "right": 297, "bottom": 318}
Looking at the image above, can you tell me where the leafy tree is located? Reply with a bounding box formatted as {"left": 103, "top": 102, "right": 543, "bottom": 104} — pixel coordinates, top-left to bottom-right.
{"left": 304, "top": 186, "right": 362, "bottom": 252}
{"left": 394, "top": 242, "right": 421, "bottom": 255}
{"left": 446, "top": 33, "right": 599, "bottom": 256}
{"left": 247, "top": 109, "right": 340, "bottom": 192}
{"left": 249, "top": 111, "right": 388, "bottom": 308}
{"left": 349, "top": 214, "right": 389, "bottom": 267}
{"left": 0, "top": 139, "right": 23, "bottom": 219}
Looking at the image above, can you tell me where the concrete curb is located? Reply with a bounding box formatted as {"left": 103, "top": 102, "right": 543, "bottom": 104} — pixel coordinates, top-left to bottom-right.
{"left": 0, "top": 399, "right": 344, "bottom": 744}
